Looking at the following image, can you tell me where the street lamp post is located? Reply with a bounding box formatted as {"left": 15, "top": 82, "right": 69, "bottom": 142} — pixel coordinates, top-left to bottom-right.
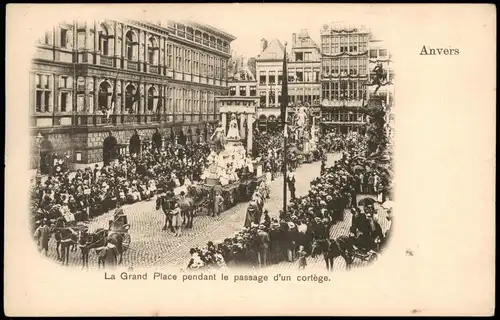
{"left": 35, "top": 132, "right": 43, "bottom": 180}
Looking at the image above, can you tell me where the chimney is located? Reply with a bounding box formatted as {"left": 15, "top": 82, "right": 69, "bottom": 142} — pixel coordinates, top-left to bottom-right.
{"left": 260, "top": 38, "right": 268, "bottom": 52}
{"left": 292, "top": 33, "right": 297, "bottom": 47}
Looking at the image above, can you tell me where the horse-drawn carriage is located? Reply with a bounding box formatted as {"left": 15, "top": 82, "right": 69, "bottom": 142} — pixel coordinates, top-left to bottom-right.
{"left": 109, "top": 210, "right": 131, "bottom": 250}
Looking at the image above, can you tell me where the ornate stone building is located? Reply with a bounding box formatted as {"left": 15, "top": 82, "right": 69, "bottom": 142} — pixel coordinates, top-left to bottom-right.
{"left": 319, "top": 23, "right": 370, "bottom": 134}
{"left": 255, "top": 30, "right": 321, "bottom": 132}
{"left": 30, "top": 19, "right": 235, "bottom": 172}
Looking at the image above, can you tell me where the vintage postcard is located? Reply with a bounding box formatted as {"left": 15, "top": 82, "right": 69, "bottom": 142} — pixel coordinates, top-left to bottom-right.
{"left": 4, "top": 3, "right": 496, "bottom": 316}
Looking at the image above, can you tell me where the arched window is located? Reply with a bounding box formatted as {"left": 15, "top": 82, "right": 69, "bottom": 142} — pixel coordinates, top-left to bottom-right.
{"left": 126, "top": 31, "right": 138, "bottom": 61}
{"left": 98, "top": 81, "right": 111, "bottom": 111}
{"left": 147, "top": 86, "right": 157, "bottom": 112}
{"left": 148, "top": 37, "right": 157, "bottom": 65}
{"left": 125, "top": 84, "right": 136, "bottom": 112}
{"left": 99, "top": 24, "right": 110, "bottom": 56}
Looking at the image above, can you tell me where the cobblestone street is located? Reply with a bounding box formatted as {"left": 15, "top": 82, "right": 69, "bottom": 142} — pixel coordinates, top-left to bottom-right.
{"left": 42, "top": 153, "right": 390, "bottom": 271}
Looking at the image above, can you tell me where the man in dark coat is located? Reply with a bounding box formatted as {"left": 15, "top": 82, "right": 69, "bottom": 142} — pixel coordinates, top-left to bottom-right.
{"left": 129, "top": 129, "right": 141, "bottom": 156}
{"left": 152, "top": 128, "right": 163, "bottom": 153}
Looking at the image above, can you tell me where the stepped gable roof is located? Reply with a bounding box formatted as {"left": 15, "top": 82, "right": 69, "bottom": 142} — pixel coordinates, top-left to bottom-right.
{"left": 256, "top": 39, "right": 285, "bottom": 61}
{"left": 230, "top": 66, "right": 256, "bottom": 82}
{"left": 296, "top": 29, "right": 319, "bottom": 49}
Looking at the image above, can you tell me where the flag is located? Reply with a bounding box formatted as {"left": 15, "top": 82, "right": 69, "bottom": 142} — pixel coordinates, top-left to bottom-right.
{"left": 156, "top": 86, "right": 163, "bottom": 114}
{"left": 281, "top": 43, "right": 288, "bottom": 136}
{"left": 109, "top": 73, "right": 119, "bottom": 119}
{"left": 133, "top": 76, "right": 142, "bottom": 112}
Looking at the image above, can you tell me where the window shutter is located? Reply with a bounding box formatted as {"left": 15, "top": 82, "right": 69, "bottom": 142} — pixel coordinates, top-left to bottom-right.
{"left": 67, "top": 76, "right": 73, "bottom": 89}
{"left": 59, "top": 76, "right": 65, "bottom": 88}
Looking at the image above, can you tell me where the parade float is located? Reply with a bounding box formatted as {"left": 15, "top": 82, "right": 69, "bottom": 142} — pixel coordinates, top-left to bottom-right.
{"left": 201, "top": 96, "right": 265, "bottom": 214}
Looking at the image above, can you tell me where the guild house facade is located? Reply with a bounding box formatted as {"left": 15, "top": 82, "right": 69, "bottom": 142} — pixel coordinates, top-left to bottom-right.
{"left": 30, "top": 19, "right": 235, "bottom": 173}
{"left": 255, "top": 30, "right": 321, "bottom": 132}
{"left": 319, "top": 23, "right": 370, "bottom": 134}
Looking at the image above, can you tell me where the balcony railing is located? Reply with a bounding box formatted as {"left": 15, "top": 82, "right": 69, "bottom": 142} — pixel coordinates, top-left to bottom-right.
{"left": 194, "top": 36, "right": 202, "bottom": 43}
{"left": 30, "top": 113, "right": 182, "bottom": 129}
{"left": 127, "top": 61, "right": 139, "bottom": 71}
{"left": 149, "top": 65, "right": 159, "bottom": 74}
{"left": 321, "top": 99, "right": 364, "bottom": 107}
{"left": 124, "top": 115, "right": 138, "bottom": 123}
{"left": 186, "top": 33, "right": 194, "bottom": 41}
{"left": 100, "top": 55, "right": 114, "bottom": 67}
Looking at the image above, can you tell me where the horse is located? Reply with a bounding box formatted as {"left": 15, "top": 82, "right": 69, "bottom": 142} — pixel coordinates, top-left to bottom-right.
{"left": 178, "top": 197, "right": 196, "bottom": 229}
{"left": 52, "top": 217, "right": 78, "bottom": 264}
{"left": 187, "top": 184, "right": 211, "bottom": 215}
{"left": 103, "top": 229, "right": 125, "bottom": 265}
{"left": 77, "top": 228, "right": 107, "bottom": 269}
{"left": 315, "top": 238, "right": 352, "bottom": 271}
{"left": 156, "top": 195, "right": 175, "bottom": 232}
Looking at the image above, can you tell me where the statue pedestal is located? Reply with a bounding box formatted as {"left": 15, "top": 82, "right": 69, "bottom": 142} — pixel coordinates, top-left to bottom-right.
{"left": 205, "top": 177, "right": 219, "bottom": 186}
{"left": 225, "top": 138, "right": 243, "bottom": 149}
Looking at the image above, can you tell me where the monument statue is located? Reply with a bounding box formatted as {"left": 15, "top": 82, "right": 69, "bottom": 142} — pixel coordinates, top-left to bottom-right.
{"left": 364, "top": 63, "right": 391, "bottom": 95}
{"left": 226, "top": 114, "right": 241, "bottom": 140}
{"left": 295, "top": 106, "right": 308, "bottom": 128}
{"left": 210, "top": 122, "right": 225, "bottom": 152}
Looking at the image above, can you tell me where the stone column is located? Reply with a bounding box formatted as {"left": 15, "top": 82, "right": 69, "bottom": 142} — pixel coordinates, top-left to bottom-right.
{"left": 239, "top": 112, "right": 245, "bottom": 139}
{"left": 246, "top": 113, "right": 253, "bottom": 154}
{"left": 221, "top": 112, "right": 227, "bottom": 133}
{"left": 94, "top": 21, "right": 100, "bottom": 65}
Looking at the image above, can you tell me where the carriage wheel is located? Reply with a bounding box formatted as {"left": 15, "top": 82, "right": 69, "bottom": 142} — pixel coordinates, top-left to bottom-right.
{"left": 123, "top": 233, "right": 131, "bottom": 250}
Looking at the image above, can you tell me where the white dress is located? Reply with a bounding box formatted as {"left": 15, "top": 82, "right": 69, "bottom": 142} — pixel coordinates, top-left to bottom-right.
{"left": 226, "top": 119, "right": 241, "bottom": 140}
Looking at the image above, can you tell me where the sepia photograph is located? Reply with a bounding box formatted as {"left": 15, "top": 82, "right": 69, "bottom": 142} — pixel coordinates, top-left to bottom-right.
{"left": 5, "top": 3, "right": 495, "bottom": 316}
{"left": 27, "top": 17, "right": 394, "bottom": 272}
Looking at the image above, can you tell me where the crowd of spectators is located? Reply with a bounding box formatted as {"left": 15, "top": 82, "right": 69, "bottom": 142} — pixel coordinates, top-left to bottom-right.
{"left": 30, "top": 142, "right": 212, "bottom": 232}
{"left": 188, "top": 131, "right": 392, "bottom": 270}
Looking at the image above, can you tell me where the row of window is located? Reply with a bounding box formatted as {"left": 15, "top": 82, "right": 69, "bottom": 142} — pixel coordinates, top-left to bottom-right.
{"left": 321, "top": 35, "right": 369, "bottom": 55}
{"left": 294, "top": 52, "right": 314, "bottom": 62}
{"left": 229, "top": 86, "right": 257, "bottom": 97}
{"left": 171, "top": 88, "right": 215, "bottom": 114}
{"left": 172, "top": 23, "right": 230, "bottom": 54}
{"left": 38, "top": 25, "right": 229, "bottom": 79}
{"left": 258, "top": 69, "right": 321, "bottom": 84}
{"left": 167, "top": 44, "right": 227, "bottom": 79}
{"left": 33, "top": 73, "right": 221, "bottom": 115}
{"left": 369, "top": 49, "right": 388, "bottom": 59}
{"left": 321, "top": 58, "right": 368, "bottom": 77}
{"left": 259, "top": 90, "right": 321, "bottom": 108}
{"left": 321, "top": 81, "right": 367, "bottom": 101}
{"left": 35, "top": 75, "right": 73, "bottom": 113}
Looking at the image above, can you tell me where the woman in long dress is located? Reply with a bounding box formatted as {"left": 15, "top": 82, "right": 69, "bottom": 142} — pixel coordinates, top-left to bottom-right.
{"left": 226, "top": 115, "right": 241, "bottom": 140}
